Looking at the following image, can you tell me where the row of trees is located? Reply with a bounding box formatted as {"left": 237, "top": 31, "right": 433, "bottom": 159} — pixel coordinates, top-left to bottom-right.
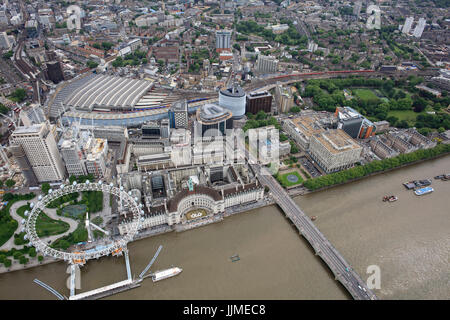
{"left": 244, "top": 111, "right": 280, "bottom": 132}
{"left": 304, "top": 144, "right": 450, "bottom": 191}
{"left": 0, "top": 246, "right": 39, "bottom": 267}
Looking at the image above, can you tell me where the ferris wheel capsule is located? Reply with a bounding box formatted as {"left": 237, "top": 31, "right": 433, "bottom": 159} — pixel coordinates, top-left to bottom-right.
{"left": 134, "top": 197, "right": 138, "bottom": 202}
{"left": 20, "top": 227, "right": 25, "bottom": 232}
{"left": 128, "top": 191, "right": 132, "bottom": 195}
{"left": 85, "top": 180, "right": 90, "bottom": 184}
{"left": 60, "top": 184, "right": 65, "bottom": 189}
{"left": 38, "top": 195, "right": 42, "bottom": 200}
{"left": 30, "top": 202, "right": 34, "bottom": 208}
{"left": 28, "top": 242, "right": 32, "bottom": 247}
{"left": 24, "top": 210, "right": 29, "bottom": 216}
{"left": 21, "top": 219, "right": 26, "bottom": 224}
{"left": 48, "top": 189, "right": 53, "bottom": 194}
{"left": 98, "top": 180, "right": 103, "bottom": 185}
{"left": 139, "top": 203, "right": 143, "bottom": 208}
{"left": 24, "top": 234, "right": 28, "bottom": 240}
{"left": 109, "top": 182, "right": 114, "bottom": 187}
{"left": 120, "top": 186, "right": 124, "bottom": 191}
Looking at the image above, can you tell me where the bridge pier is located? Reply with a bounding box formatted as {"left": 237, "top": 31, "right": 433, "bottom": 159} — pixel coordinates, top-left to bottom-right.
{"left": 124, "top": 248, "right": 132, "bottom": 281}
{"left": 70, "top": 264, "right": 77, "bottom": 297}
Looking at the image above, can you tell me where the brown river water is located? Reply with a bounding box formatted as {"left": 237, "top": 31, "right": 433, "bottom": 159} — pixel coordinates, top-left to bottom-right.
{"left": 0, "top": 155, "right": 448, "bottom": 300}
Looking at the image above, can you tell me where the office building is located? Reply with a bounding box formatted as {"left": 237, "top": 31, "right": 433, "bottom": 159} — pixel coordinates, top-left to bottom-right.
{"left": 255, "top": 55, "right": 279, "bottom": 74}
{"left": 84, "top": 137, "right": 109, "bottom": 178}
{"left": 0, "top": 32, "right": 11, "bottom": 49}
{"left": 8, "top": 144, "right": 38, "bottom": 186}
{"left": 169, "top": 100, "right": 188, "bottom": 129}
{"left": 215, "top": 30, "right": 232, "bottom": 52}
{"left": 25, "top": 20, "right": 39, "bottom": 38}
{"left": 46, "top": 61, "right": 64, "bottom": 84}
{"left": 275, "top": 83, "right": 294, "bottom": 113}
{"left": 60, "top": 139, "right": 88, "bottom": 177}
{"left": 195, "top": 103, "right": 233, "bottom": 138}
{"left": 335, "top": 107, "right": 376, "bottom": 139}
{"left": 402, "top": 17, "right": 414, "bottom": 34}
{"left": 219, "top": 84, "right": 246, "bottom": 119}
{"left": 307, "top": 41, "right": 318, "bottom": 53}
{"left": 128, "top": 38, "right": 142, "bottom": 51}
{"left": 353, "top": 1, "right": 362, "bottom": 17}
{"left": 10, "top": 123, "right": 66, "bottom": 183}
{"left": 309, "top": 129, "right": 362, "bottom": 174}
{"left": 413, "top": 18, "right": 426, "bottom": 38}
{"left": 282, "top": 112, "right": 337, "bottom": 152}
{"left": 246, "top": 91, "right": 273, "bottom": 114}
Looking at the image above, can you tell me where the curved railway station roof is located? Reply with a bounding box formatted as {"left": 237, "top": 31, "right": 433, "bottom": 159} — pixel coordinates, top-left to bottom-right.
{"left": 64, "top": 74, "right": 153, "bottom": 111}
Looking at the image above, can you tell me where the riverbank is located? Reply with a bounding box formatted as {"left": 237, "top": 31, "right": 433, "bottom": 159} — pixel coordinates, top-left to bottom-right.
{"left": 1, "top": 155, "right": 449, "bottom": 299}
{"left": 0, "top": 198, "right": 274, "bottom": 274}
{"left": 0, "top": 254, "right": 59, "bottom": 274}
{"left": 1, "top": 152, "right": 447, "bottom": 275}
{"left": 300, "top": 151, "right": 450, "bottom": 195}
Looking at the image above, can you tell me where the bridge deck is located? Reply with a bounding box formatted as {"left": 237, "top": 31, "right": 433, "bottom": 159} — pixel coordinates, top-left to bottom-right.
{"left": 69, "top": 279, "right": 134, "bottom": 300}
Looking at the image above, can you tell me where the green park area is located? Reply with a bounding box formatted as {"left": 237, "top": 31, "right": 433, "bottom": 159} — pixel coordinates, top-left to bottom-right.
{"left": 276, "top": 171, "right": 304, "bottom": 188}
{"left": 51, "top": 223, "right": 88, "bottom": 251}
{"left": 46, "top": 190, "right": 103, "bottom": 220}
{"left": 386, "top": 110, "right": 421, "bottom": 126}
{"left": 300, "top": 76, "right": 450, "bottom": 135}
{"left": 353, "top": 89, "right": 379, "bottom": 103}
{"left": 16, "top": 204, "right": 69, "bottom": 238}
{"left": 0, "top": 193, "right": 35, "bottom": 247}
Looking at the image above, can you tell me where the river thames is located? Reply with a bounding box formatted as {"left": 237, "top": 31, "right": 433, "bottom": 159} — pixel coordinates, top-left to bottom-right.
{"left": 0, "top": 155, "right": 448, "bottom": 299}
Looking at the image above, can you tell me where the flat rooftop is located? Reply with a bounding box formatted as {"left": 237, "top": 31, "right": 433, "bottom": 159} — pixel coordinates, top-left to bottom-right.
{"left": 12, "top": 123, "right": 44, "bottom": 135}
{"left": 314, "top": 129, "right": 361, "bottom": 154}
{"left": 291, "top": 115, "right": 324, "bottom": 138}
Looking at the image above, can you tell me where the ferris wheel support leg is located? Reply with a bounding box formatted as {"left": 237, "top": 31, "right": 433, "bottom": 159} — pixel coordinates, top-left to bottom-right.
{"left": 124, "top": 248, "right": 132, "bottom": 281}
{"left": 70, "top": 264, "right": 77, "bottom": 297}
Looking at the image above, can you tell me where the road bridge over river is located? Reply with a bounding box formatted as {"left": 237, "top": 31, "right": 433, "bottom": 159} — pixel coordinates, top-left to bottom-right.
{"left": 250, "top": 163, "right": 377, "bottom": 300}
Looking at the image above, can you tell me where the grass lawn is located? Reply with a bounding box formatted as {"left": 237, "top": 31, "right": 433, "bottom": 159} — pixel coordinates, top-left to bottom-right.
{"left": 51, "top": 223, "right": 88, "bottom": 250}
{"left": 277, "top": 171, "right": 304, "bottom": 187}
{"left": 387, "top": 110, "right": 422, "bottom": 125}
{"left": 353, "top": 89, "right": 379, "bottom": 102}
{"left": 16, "top": 204, "right": 70, "bottom": 237}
